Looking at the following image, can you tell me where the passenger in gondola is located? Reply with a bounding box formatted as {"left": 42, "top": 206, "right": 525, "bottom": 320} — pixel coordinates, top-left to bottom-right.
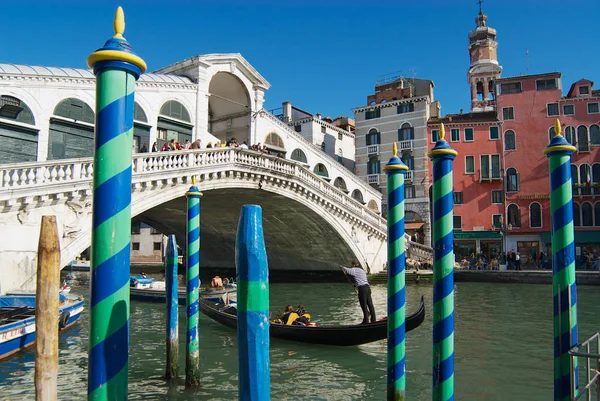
{"left": 276, "top": 304, "right": 312, "bottom": 326}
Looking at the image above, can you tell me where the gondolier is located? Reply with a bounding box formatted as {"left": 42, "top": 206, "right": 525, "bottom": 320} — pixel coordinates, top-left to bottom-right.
{"left": 340, "top": 262, "right": 376, "bottom": 324}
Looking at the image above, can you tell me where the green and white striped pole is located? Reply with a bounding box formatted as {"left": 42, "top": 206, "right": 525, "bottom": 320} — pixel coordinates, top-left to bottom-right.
{"left": 185, "top": 176, "right": 202, "bottom": 388}
{"left": 382, "top": 142, "right": 409, "bottom": 401}
{"left": 86, "top": 7, "right": 146, "bottom": 400}
{"left": 428, "top": 123, "right": 457, "bottom": 401}
{"left": 544, "top": 119, "right": 578, "bottom": 400}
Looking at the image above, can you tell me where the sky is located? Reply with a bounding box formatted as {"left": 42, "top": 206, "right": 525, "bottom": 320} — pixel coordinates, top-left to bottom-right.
{"left": 2, "top": 0, "right": 599, "bottom": 119}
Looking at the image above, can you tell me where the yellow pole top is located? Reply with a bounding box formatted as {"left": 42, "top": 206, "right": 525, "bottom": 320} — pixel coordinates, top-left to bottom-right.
{"left": 191, "top": 176, "right": 196, "bottom": 185}
{"left": 439, "top": 123, "right": 445, "bottom": 141}
{"left": 392, "top": 142, "right": 397, "bottom": 157}
{"left": 113, "top": 7, "right": 125, "bottom": 39}
{"left": 554, "top": 118, "right": 562, "bottom": 137}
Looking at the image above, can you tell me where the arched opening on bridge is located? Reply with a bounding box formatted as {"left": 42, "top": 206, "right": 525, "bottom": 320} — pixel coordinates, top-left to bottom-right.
{"left": 157, "top": 100, "right": 193, "bottom": 150}
{"left": 48, "top": 97, "right": 95, "bottom": 160}
{"left": 405, "top": 210, "right": 425, "bottom": 244}
{"left": 367, "top": 199, "right": 379, "bottom": 214}
{"left": 290, "top": 148, "right": 307, "bottom": 164}
{"left": 134, "top": 102, "right": 150, "bottom": 153}
{"left": 208, "top": 72, "right": 251, "bottom": 146}
{"left": 352, "top": 189, "right": 365, "bottom": 204}
{"left": 313, "top": 163, "right": 329, "bottom": 180}
{"left": 264, "top": 132, "right": 285, "bottom": 155}
{"left": 333, "top": 177, "right": 348, "bottom": 193}
{"left": 0, "top": 94, "right": 38, "bottom": 164}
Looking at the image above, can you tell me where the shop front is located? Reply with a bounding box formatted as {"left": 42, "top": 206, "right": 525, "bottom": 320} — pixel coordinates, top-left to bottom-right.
{"left": 540, "top": 231, "right": 600, "bottom": 270}
{"left": 454, "top": 231, "right": 503, "bottom": 263}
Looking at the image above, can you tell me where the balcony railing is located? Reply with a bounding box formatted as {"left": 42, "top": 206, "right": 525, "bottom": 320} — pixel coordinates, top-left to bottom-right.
{"left": 367, "top": 144, "right": 380, "bottom": 156}
{"left": 367, "top": 174, "right": 380, "bottom": 185}
{"left": 478, "top": 170, "right": 502, "bottom": 183}
{"left": 405, "top": 170, "right": 414, "bottom": 182}
{"left": 399, "top": 140, "right": 413, "bottom": 150}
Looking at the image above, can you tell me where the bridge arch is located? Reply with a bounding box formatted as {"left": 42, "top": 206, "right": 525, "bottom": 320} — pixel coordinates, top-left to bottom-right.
{"left": 208, "top": 71, "right": 251, "bottom": 145}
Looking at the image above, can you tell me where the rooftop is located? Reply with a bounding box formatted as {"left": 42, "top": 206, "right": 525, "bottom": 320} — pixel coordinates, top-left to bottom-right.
{"left": 496, "top": 72, "right": 561, "bottom": 83}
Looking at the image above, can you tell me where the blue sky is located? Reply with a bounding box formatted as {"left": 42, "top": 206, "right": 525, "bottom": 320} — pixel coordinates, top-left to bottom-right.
{"left": 2, "top": 0, "right": 598, "bottom": 118}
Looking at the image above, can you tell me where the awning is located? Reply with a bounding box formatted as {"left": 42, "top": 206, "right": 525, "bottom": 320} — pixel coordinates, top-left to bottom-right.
{"left": 405, "top": 222, "right": 424, "bottom": 230}
{"left": 541, "top": 231, "right": 600, "bottom": 244}
{"left": 454, "top": 231, "right": 502, "bottom": 240}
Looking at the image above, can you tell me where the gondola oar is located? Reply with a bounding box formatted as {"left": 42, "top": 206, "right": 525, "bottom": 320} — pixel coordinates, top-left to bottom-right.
{"left": 339, "top": 265, "right": 358, "bottom": 295}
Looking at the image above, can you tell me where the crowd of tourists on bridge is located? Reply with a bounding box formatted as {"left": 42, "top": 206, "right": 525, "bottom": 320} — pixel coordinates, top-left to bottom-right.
{"left": 138, "top": 138, "right": 285, "bottom": 157}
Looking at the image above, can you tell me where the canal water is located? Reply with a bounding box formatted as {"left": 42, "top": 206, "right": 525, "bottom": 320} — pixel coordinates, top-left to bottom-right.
{"left": 0, "top": 275, "right": 598, "bottom": 400}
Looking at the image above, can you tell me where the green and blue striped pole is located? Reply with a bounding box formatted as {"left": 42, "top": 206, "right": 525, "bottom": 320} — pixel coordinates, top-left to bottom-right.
{"left": 428, "top": 124, "right": 457, "bottom": 401}
{"left": 165, "top": 235, "right": 179, "bottom": 382}
{"left": 185, "top": 176, "right": 202, "bottom": 388}
{"left": 86, "top": 7, "right": 146, "bottom": 400}
{"left": 236, "top": 205, "right": 270, "bottom": 400}
{"left": 544, "top": 119, "right": 578, "bottom": 401}
{"left": 382, "top": 142, "right": 409, "bottom": 401}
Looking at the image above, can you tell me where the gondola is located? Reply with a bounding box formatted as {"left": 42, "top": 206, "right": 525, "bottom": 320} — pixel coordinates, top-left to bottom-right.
{"left": 200, "top": 296, "right": 425, "bottom": 346}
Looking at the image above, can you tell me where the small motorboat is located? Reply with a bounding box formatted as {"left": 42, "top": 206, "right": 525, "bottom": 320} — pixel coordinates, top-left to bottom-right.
{"left": 200, "top": 296, "right": 426, "bottom": 346}
{"left": 59, "top": 282, "right": 71, "bottom": 294}
{"left": 0, "top": 293, "right": 85, "bottom": 360}
{"left": 129, "top": 275, "right": 236, "bottom": 304}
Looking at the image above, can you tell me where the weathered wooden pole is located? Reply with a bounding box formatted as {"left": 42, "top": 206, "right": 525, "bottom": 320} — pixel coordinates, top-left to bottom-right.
{"left": 86, "top": 7, "right": 146, "bottom": 400}
{"left": 236, "top": 205, "right": 270, "bottom": 401}
{"left": 165, "top": 235, "right": 179, "bottom": 381}
{"left": 35, "top": 216, "right": 60, "bottom": 401}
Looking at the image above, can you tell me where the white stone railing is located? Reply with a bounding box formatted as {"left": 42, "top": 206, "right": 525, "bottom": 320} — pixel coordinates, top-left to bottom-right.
{"left": 0, "top": 148, "right": 387, "bottom": 230}
{"left": 405, "top": 239, "right": 433, "bottom": 261}
{"left": 399, "top": 140, "right": 413, "bottom": 150}
{"left": 367, "top": 144, "right": 380, "bottom": 155}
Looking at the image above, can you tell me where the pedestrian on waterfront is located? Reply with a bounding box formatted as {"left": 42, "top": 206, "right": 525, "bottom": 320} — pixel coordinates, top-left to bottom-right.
{"left": 339, "top": 262, "right": 376, "bottom": 324}
{"left": 140, "top": 143, "right": 148, "bottom": 153}
{"left": 515, "top": 252, "right": 521, "bottom": 271}
{"left": 151, "top": 142, "right": 158, "bottom": 152}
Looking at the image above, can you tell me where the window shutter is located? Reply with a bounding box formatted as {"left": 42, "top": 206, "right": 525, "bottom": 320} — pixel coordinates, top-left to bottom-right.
{"left": 516, "top": 172, "right": 520, "bottom": 191}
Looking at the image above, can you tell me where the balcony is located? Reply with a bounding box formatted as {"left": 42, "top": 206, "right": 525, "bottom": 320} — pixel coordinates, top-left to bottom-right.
{"left": 399, "top": 140, "right": 413, "bottom": 151}
{"left": 367, "top": 144, "right": 380, "bottom": 156}
{"left": 367, "top": 174, "right": 380, "bottom": 185}
{"left": 405, "top": 170, "right": 414, "bottom": 182}
{"left": 478, "top": 170, "right": 502, "bottom": 183}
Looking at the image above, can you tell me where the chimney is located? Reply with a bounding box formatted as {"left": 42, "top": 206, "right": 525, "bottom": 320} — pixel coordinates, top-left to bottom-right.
{"left": 316, "top": 113, "right": 322, "bottom": 120}
{"left": 282, "top": 101, "right": 292, "bottom": 122}
{"left": 460, "top": 108, "right": 464, "bottom": 114}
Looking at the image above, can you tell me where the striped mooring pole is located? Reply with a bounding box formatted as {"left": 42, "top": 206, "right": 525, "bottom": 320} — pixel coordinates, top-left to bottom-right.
{"left": 86, "top": 7, "right": 146, "bottom": 400}
{"left": 165, "top": 235, "right": 179, "bottom": 381}
{"left": 428, "top": 123, "right": 457, "bottom": 401}
{"left": 382, "top": 142, "right": 409, "bottom": 401}
{"left": 236, "top": 205, "right": 270, "bottom": 401}
{"left": 544, "top": 119, "right": 578, "bottom": 400}
{"left": 185, "top": 176, "right": 203, "bottom": 388}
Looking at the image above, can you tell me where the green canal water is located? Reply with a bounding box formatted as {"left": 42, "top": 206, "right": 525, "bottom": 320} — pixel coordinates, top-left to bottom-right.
{"left": 0, "top": 275, "right": 598, "bottom": 400}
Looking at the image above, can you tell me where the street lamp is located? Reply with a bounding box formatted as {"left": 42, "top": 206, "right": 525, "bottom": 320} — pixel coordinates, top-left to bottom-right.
{"left": 492, "top": 216, "right": 512, "bottom": 265}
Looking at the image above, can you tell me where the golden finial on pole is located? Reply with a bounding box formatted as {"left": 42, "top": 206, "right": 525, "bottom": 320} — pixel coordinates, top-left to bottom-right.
{"left": 554, "top": 118, "right": 562, "bottom": 137}
{"left": 439, "top": 123, "right": 445, "bottom": 141}
{"left": 113, "top": 6, "right": 125, "bottom": 39}
{"left": 191, "top": 176, "right": 196, "bottom": 186}
{"left": 392, "top": 142, "right": 398, "bottom": 157}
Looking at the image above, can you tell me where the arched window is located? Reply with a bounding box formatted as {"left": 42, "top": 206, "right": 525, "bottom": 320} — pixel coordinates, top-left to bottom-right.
{"left": 405, "top": 211, "right": 423, "bottom": 222}
{"left": 314, "top": 163, "right": 329, "bottom": 178}
{"left": 337, "top": 148, "right": 343, "bottom": 163}
{"left": 582, "top": 202, "right": 593, "bottom": 226}
{"left": 571, "top": 164, "right": 580, "bottom": 196}
{"left": 573, "top": 203, "right": 581, "bottom": 227}
{"left": 366, "top": 128, "right": 380, "bottom": 145}
{"left": 401, "top": 151, "right": 414, "bottom": 170}
{"left": 160, "top": 100, "right": 191, "bottom": 122}
{"left": 592, "top": 163, "right": 600, "bottom": 196}
{"left": 565, "top": 126, "right": 576, "bottom": 145}
{"left": 577, "top": 125, "right": 589, "bottom": 152}
{"left": 0, "top": 95, "right": 38, "bottom": 163}
{"left": 157, "top": 100, "right": 193, "bottom": 149}
{"left": 580, "top": 164, "right": 591, "bottom": 196}
{"left": 476, "top": 81, "right": 484, "bottom": 101}
{"left": 265, "top": 132, "right": 285, "bottom": 152}
{"left": 488, "top": 80, "right": 495, "bottom": 100}
{"left": 49, "top": 98, "right": 95, "bottom": 160}
{"left": 398, "top": 123, "right": 413, "bottom": 141}
{"left": 133, "top": 102, "right": 149, "bottom": 153}
{"left": 504, "top": 130, "right": 516, "bottom": 151}
{"left": 530, "top": 202, "right": 542, "bottom": 228}
{"left": 506, "top": 168, "right": 519, "bottom": 192}
{"left": 333, "top": 177, "right": 347, "bottom": 192}
{"left": 549, "top": 126, "right": 557, "bottom": 142}
{"left": 590, "top": 124, "right": 600, "bottom": 145}
{"left": 351, "top": 189, "right": 364, "bottom": 204}
{"left": 321, "top": 141, "right": 326, "bottom": 152}
{"left": 291, "top": 148, "right": 307, "bottom": 164}
{"left": 595, "top": 202, "right": 600, "bottom": 226}
{"left": 134, "top": 102, "right": 148, "bottom": 122}
{"left": 507, "top": 204, "right": 521, "bottom": 227}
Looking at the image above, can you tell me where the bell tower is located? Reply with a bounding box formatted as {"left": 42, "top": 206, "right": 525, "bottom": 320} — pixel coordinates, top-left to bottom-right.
{"left": 468, "top": 1, "right": 502, "bottom": 112}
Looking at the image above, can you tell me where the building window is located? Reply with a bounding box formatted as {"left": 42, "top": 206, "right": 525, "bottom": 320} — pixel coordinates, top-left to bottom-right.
{"left": 579, "top": 86, "right": 590, "bottom": 96}
{"left": 405, "top": 185, "right": 416, "bottom": 199}
{"left": 397, "top": 103, "right": 414, "bottom": 114}
{"left": 582, "top": 202, "right": 593, "bottom": 226}
{"left": 536, "top": 79, "right": 557, "bottom": 91}
{"left": 365, "top": 109, "right": 381, "bottom": 120}
{"left": 563, "top": 104, "right": 575, "bottom": 116}
{"left": 577, "top": 125, "right": 589, "bottom": 152}
{"left": 593, "top": 164, "right": 600, "bottom": 196}
{"left": 367, "top": 159, "right": 380, "bottom": 175}
{"left": 464, "top": 128, "right": 474, "bottom": 141}
{"left": 571, "top": 164, "right": 580, "bottom": 197}
{"left": 500, "top": 82, "right": 522, "bottom": 94}
{"left": 398, "top": 123, "right": 414, "bottom": 141}
{"left": 504, "top": 130, "right": 516, "bottom": 151}
{"left": 465, "top": 156, "right": 475, "bottom": 174}
{"left": 321, "top": 126, "right": 326, "bottom": 133}
{"left": 132, "top": 242, "right": 140, "bottom": 251}
{"left": 153, "top": 242, "right": 162, "bottom": 251}
{"left": 549, "top": 126, "right": 558, "bottom": 142}
{"left": 588, "top": 103, "right": 599, "bottom": 114}
{"left": 366, "top": 129, "right": 380, "bottom": 145}
{"left": 502, "top": 107, "right": 514, "bottom": 120}
{"left": 131, "top": 220, "right": 141, "bottom": 235}
{"left": 321, "top": 142, "right": 326, "bottom": 152}
{"left": 337, "top": 148, "right": 343, "bottom": 164}
{"left": 590, "top": 124, "right": 600, "bottom": 145}
{"left": 451, "top": 128, "right": 460, "bottom": 142}
{"left": 453, "top": 216, "right": 462, "bottom": 230}
{"left": 595, "top": 202, "right": 600, "bottom": 226}
{"left": 489, "top": 126, "right": 499, "bottom": 140}
{"left": 492, "top": 214, "right": 502, "bottom": 228}
{"left": 530, "top": 203, "right": 542, "bottom": 228}
{"left": 453, "top": 191, "right": 463, "bottom": 205}
{"left": 491, "top": 190, "right": 503, "bottom": 204}
{"left": 547, "top": 103, "right": 559, "bottom": 117}
{"left": 580, "top": 164, "right": 592, "bottom": 196}
{"left": 151, "top": 227, "right": 162, "bottom": 235}
{"left": 565, "top": 126, "right": 576, "bottom": 145}
{"left": 338, "top": 132, "right": 343, "bottom": 140}
{"left": 506, "top": 167, "right": 519, "bottom": 192}
{"left": 507, "top": 204, "right": 521, "bottom": 228}
{"left": 573, "top": 203, "right": 581, "bottom": 227}
{"left": 401, "top": 151, "right": 414, "bottom": 170}
{"left": 481, "top": 154, "right": 501, "bottom": 180}
{"left": 294, "top": 124, "right": 301, "bottom": 132}
{"left": 431, "top": 129, "right": 439, "bottom": 143}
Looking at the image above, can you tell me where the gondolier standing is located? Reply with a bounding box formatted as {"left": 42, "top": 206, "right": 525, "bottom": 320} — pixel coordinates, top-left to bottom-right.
{"left": 340, "top": 262, "right": 376, "bottom": 324}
